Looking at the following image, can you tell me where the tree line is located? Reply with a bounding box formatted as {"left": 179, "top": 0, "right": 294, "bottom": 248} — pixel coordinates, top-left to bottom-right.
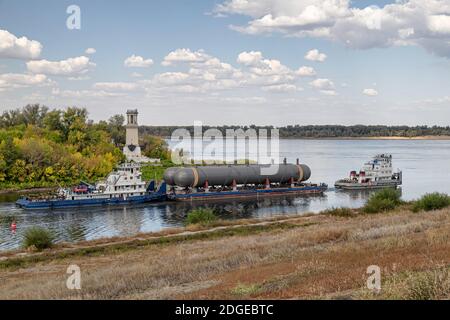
{"left": 0, "top": 104, "right": 169, "bottom": 190}
{"left": 140, "top": 124, "right": 450, "bottom": 138}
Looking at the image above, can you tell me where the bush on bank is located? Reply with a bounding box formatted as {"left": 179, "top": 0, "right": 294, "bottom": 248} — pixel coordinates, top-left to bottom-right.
{"left": 22, "top": 226, "right": 54, "bottom": 251}
{"left": 363, "top": 188, "right": 402, "bottom": 214}
{"left": 412, "top": 192, "right": 450, "bottom": 212}
{"left": 186, "top": 208, "right": 218, "bottom": 226}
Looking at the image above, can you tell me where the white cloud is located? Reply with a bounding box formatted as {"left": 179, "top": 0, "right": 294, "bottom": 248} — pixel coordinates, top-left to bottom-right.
{"left": 40, "top": 48, "right": 324, "bottom": 100}
{"left": 215, "top": 0, "right": 450, "bottom": 58}
{"left": 152, "top": 49, "right": 312, "bottom": 94}
{"left": 305, "top": 49, "right": 327, "bottom": 62}
{"left": 320, "top": 90, "right": 337, "bottom": 96}
{"left": 0, "top": 73, "right": 51, "bottom": 91}
{"left": 124, "top": 54, "right": 154, "bottom": 68}
{"left": 131, "top": 72, "right": 143, "bottom": 78}
{"left": 263, "top": 84, "right": 299, "bottom": 92}
{"left": 162, "top": 48, "right": 210, "bottom": 66}
{"left": 222, "top": 96, "right": 267, "bottom": 104}
{"left": 363, "top": 88, "right": 378, "bottom": 96}
{"left": 0, "top": 29, "right": 42, "bottom": 60}
{"left": 310, "top": 78, "right": 336, "bottom": 95}
{"left": 310, "top": 78, "right": 334, "bottom": 90}
{"left": 52, "top": 88, "right": 125, "bottom": 98}
{"left": 27, "top": 56, "right": 94, "bottom": 76}
{"left": 68, "top": 76, "right": 90, "bottom": 81}
{"left": 93, "top": 82, "right": 139, "bottom": 91}
{"left": 236, "top": 51, "right": 294, "bottom": 87}
{"left": 296, "top": 66, "right": 316, "bottom": 76}
{"left": 153, "top": 72, "right": 190, "bottom": 86}
{"left": 237, "top": 51, "right": 264, "bottom": 66}
{"left": 85, "top": 48, "right": 96, "bottom": 55}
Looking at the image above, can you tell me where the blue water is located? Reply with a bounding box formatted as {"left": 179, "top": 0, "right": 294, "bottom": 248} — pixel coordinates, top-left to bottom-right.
{"left": 1, "top": 139, "right": 449, "bottom": 251}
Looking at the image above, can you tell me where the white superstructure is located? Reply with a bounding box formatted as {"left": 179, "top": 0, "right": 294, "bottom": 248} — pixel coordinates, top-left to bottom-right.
{"left": 335, "top": 154, "right": 402, "bottom": 189}
{"left": 60, "top": 163, "right": 150, "bottom": 200}
{"left": 359, "top": 154, "right": 397, "bottom": 183}
{"left": 96, "top": 163, "right": 148, "bottom": 196}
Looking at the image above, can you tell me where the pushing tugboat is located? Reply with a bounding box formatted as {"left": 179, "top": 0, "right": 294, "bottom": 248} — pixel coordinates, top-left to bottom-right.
{"left": 335, "top": 154, "right": 402, "bottom": 190}
{"left": 164, "top": 159, "right": 327, "bottom": 201}
{"left": 16, "top": 163, "right": 167, "bottom": 209}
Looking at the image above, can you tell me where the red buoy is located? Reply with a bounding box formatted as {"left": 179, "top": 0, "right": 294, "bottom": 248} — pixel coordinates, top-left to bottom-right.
{"left": 10, "top": 221, "right": 17, "bottom": 233}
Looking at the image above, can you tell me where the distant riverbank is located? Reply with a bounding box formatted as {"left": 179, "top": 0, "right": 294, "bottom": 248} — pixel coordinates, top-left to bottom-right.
{"left": 294, "top": 135, "right": 450, "bottom": 140}
{"left": 161, "top": 135, "right": 450, "bottom": 140}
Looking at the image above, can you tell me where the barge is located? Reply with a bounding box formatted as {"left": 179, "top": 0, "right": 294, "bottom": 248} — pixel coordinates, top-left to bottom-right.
{"left": 164, "top": 161, "right": 327, "bottom": 201}
{"left": 16, "top": 163, "right": 167, "bottom": 209}
{"left": 335, "top": 154, "right": 402, "bottom": 190}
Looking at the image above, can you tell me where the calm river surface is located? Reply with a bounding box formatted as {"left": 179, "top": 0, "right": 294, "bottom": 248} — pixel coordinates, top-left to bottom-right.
{"left": 1, "top": 139, "right": 450, "bottom": 251}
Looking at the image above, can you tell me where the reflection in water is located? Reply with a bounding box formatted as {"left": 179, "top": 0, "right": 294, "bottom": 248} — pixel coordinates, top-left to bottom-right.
{"left": 163, "top": 194, "right": 324, "bottom": 220}
{"left": 0, "top": 193, "right": 339, "bottom": 251}
{"left": 1, "top": 138, "right": 450, "bottom": 251}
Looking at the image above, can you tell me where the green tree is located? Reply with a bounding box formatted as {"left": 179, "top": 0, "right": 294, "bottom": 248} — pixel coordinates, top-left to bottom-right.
{"left": 141, "top": 135, "right": 170, "bottom": 160}
{"left": 22, "top": 104, "right": 48, "bottom": 126}
{"left": 107, "top": 114, "right": 126, "bottom": 146}
{"left": 43, "top": 110, "right": 64, "bottom": 132}
{"left": 9, "top": 159, "right": 27, "bottom": 182}
{"left": 0, "top": 136, "right": 20, "bottom": 167}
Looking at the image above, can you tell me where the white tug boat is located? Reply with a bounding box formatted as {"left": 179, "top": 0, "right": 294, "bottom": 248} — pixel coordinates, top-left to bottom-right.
{"left": 335, "top": 154, "right": 402, "bottom": 190}
{"left": 16, "top": 163, "right": 167, "bottom": 209}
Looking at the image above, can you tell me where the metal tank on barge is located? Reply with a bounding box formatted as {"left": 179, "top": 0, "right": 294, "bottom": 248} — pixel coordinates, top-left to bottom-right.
{"left": 163, "top": 160, "right": 327, "bottom": 201}
{"left": 16, "top": 163, "right": 167, "bottom": 209}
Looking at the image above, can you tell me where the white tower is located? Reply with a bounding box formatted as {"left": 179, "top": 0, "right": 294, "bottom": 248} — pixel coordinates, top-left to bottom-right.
{"left": 122, "top": 109, "right": 159, "bottom": 163}
{"left": 123, "top": 109, "right": 144, "bottom": 162}
{"left": 125, "top": 109, "right": 139, "bottom": 148}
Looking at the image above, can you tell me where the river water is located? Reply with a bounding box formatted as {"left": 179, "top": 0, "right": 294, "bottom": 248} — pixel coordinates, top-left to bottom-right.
{"left": 1, "top": 139, "right": 450, "bottom": 251}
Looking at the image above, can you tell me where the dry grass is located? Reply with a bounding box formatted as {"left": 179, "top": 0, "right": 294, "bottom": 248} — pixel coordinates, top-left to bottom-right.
{"left": 0, "top": 207, "right": 448, "bottom": 300}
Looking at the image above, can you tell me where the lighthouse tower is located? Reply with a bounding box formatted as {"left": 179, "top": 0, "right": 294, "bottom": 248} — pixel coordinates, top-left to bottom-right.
{"left": 123, "top": 109, "right": 152, "bottom": 163}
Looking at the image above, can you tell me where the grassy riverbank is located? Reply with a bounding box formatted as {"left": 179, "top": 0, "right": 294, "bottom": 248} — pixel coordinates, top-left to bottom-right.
{"left": 0, "top": 199, "right": 448, "bottom": 300}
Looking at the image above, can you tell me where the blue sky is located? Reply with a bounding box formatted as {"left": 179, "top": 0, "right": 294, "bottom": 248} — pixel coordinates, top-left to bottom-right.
{"left": 1, "top": 0, "right": 450, "bottom": 125}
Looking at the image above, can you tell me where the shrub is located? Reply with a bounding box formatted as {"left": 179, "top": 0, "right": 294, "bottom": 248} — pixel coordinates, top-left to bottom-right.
{"left": 407, "top": 267, "right": 450, "bottom": 300}
{"left": 363, "top": 188, "right": 402, "bottom": 214}
{"left": 323, "top": 207, "right": 355, "bottom": 217}
{"left": 231, "top": 283, "right": 261, "bottom": 296}
{"left": 22, "top": 226, "right": 54, "bottom": 250}
{"left": 412, "top": 192, "right": 450, "bottom": 212}
{"left": 185, "top": 208, "right": 218, "bottom": 226}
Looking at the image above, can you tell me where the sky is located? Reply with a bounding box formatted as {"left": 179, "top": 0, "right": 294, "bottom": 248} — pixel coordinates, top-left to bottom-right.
{"left": 1, "top": 0, "right": 450, "bottom": 126}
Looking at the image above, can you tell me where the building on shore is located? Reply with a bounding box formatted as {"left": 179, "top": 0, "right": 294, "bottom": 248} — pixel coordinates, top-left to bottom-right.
{"left": 123, "top": 109, "right": 160, "bottom": 163}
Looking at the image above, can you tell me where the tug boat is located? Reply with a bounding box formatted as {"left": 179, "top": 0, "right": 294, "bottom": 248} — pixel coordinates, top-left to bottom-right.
{"left": 335, "top": 154, "right": 402, "bottom": 190}
{"left": 16, "top": 163, "right": 167, "bottom": 209}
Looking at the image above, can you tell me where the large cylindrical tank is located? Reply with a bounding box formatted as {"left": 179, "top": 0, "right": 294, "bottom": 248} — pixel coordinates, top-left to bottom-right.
{"left": 163, "top": 167, "right": 181, "bottom": 185}
{"left": 164, "top": 164, "right": 311, "bottom": 187}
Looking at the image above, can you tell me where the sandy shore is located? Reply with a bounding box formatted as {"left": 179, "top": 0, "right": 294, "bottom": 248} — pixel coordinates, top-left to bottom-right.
{"left": 0, "top": 206, "right": 448, "bottom": 300}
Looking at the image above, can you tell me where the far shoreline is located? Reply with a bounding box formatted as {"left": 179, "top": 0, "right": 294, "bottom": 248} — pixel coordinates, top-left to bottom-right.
{"left": 288, "top": 135, "right": 450, "bottom": 140}
{"left": 161, "top": 135, "right": 450, "bottom": 140}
